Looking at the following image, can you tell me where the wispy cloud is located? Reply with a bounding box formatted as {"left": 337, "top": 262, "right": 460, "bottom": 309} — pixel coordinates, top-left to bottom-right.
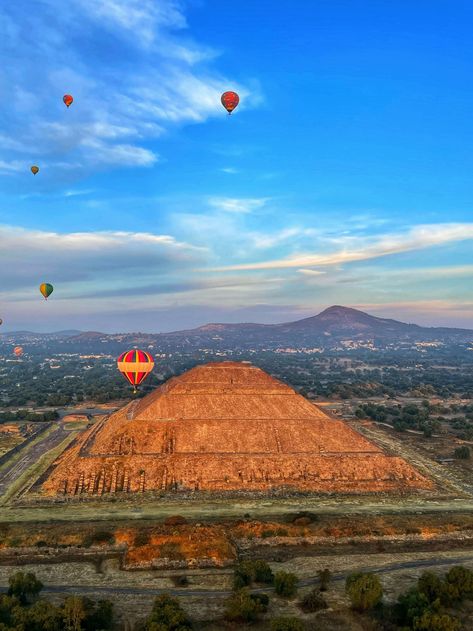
{"left": 0, "top": 2, "right": 256, "bottom": 177}
{"left": 208, "top": 197, "right": 270, "bottom": 214}
{"left": 209, "top": 223, "right": 473, "bottom": 271}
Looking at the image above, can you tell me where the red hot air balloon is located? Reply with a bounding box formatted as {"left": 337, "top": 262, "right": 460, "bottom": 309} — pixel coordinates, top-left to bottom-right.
{"left": 13, "top": 346, "right": 23, "bottom": 357}
{"left": 63, "top": 94, "right": 73, "bottom": 108}
{"left": 117, "top": 349, "right": 154, "bottom": 394}
{"left": 221, "top": 91, "right": 240, "bottom": 114}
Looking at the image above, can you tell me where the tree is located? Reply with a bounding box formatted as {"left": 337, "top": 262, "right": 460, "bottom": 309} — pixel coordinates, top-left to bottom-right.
{"left": 63, "top": 596, "right": 87, "bottom": 631}
{"left": 144, "top": 594, "right": 192, "bottom": 630}
{"left": 317, "top": 568, "right": 332, "bottom": 591}
{"left": 299, "top": 588, "right": 327, "bottom": 613}
{"left": 85, "top": 599, "right": 114, "bottom": 630}
{"left": 22, "top": 599, "right": 64, "bottom": 631}
{"left": 253, "top": 559, "right": 274, "bottom": 584}
{"left": 274, "top": 571, "right": 298, "bottom": 598}
{"left": 7, "top": 572, "right": 43, "bottom": 605}
{"left": 418, "top": 571, "right": 444, "bottom": 604}
{"left": 413, "top": 610, "right": 461, "bottom": 631}
{"left": 443, "top": 565, "right": 473, "bottom": 602}
{"left": 224, "top": 588, "right": 264, "bottom": 623}
{"left": 345, "top": 572, "right": 383, "bottom": 611}
{"left": 270, "top": 616, "right": 305, "bottom": 631}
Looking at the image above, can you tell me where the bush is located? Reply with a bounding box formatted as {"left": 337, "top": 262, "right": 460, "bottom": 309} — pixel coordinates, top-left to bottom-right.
{"left": 299, "top": 588, "right": 327, "bottom": 612}
{"left": 250, "top": 592, "right": 269, "bottom": 612}
{"left": 274, "top": 571, "right": 298, "bottom": 598}
{"left": 270, "top": 616, "right": 305, "bottom": 631}
{"left": 317, "top": 568, "right": 332, "bottom": 591}
{"left": 345, "top": 572, "right": 383, "bottom": 611}
{"left": 143, "top": 594, "right": 192, "bottom": 630}
{"left": 413, "top": 609, "right": 461, "bottom": 631}
{"left": 8, "top": 571, "right": 43, "bottom": 604}
{"left": 233, "top": 559, "right": 274, "bottom": 589}
{"left": 83, "top": 530, "right": 115, "bottom": 547}
{"left": 453, "top": 446, "right": 470, "bottom": 459}
{"left": 224, "top": 588, "right": 265, "bottom": 623}
{"left": 253, "top": 560, "right": 274, "bottom": 584}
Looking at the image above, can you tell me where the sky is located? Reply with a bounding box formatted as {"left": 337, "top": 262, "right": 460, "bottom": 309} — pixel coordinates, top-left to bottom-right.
{"left": 0, "top": 0, "right": 472, "bottom": 332}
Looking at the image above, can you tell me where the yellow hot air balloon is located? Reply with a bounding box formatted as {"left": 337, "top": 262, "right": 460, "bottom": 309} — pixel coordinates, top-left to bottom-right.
{"left": 40, "top": 283, "right": 54, "bottom": 300}
{"left": 31, "top": 166, "right": 39, "bottom": 175}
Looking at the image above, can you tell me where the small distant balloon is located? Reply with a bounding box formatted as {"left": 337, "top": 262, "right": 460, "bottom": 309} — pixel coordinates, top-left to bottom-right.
{"left": 221, "top": 91, "right": 240, "bottom": 114}
{"left": 40, "top": 283, "right": 54, "bottom": 300}
{"left": 14, "top": 346, "right": 23, "bottom": 357}
{"left": 117, "top": 349, "right": 154, "bottom": 394}
{"left": 0, "top": 318, "right": 2, "bottom": 326}
{"left": 63, "top": 94, "right": 73, "bottom": 108}
{"left": 31, "top": 166, "right": 39, "bottom": 175}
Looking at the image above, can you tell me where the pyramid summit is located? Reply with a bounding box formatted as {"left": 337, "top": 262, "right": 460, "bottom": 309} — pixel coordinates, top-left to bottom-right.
{"left": 43, "top": 362, "right": 432, "bottom": 496}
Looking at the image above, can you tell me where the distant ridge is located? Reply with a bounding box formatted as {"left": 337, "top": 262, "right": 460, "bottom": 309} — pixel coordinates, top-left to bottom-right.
{"left": 1, "top": 306, "right": 471, "bottom": 349}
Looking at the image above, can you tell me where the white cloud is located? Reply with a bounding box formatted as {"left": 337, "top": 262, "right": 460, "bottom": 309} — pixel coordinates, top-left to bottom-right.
{"left": 0, "top": 3, "right": 257, "bottom": 177}
{"left": 209, "top": 223, "right": 473, "bottom": 271}
{"left": 208, "top": 197, "right": 270, "bottom": 214}
{"left": 0, "top": 225, "right": 205, "bottom": 296}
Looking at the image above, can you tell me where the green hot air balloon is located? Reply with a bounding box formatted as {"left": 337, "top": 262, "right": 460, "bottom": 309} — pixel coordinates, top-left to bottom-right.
{"left": 40, "top": 283, "right": 54, "bottom": 300}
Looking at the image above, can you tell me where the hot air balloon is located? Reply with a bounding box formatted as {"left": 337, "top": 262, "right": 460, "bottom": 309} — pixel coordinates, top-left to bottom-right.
{"left": 39, "top": 283, "right": 54, "bottom": 300}
{"left": 117, "top": 349, "right": 154, "bottom": 394}
{"left": 63, "top": 94, "right": 73, "bottom": 108}
{"left": 13, "top": 346, "right": 23, "bottom": 357}
{"left": 221, "top": 91, "right": 240, "bottom": 114}
{"left": 31, "top": 166, "right": 39, "bottom": 175}
{"left": 0, "top": 318, "right": 2, "bottom": 326}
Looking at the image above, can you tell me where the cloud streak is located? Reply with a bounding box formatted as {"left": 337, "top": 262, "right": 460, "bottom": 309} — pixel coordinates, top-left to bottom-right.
{"left": 208, "top": 223, "right": 473, "bottom": 271}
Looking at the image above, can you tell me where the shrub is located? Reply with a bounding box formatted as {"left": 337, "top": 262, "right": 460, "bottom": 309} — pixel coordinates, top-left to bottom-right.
{"left": 224, "top": 588, "right": 264, "bottom": 623}
{"left": 418, "top": 571, "right": 444, "bottom": 604}
{"left": 413, "top": 610, "right": 461, "bottom": 631}
{"left": 250, "top": 592, "right": 269, "bottom": 612}
{"left": 274, "top": 571, "right": 298, "bottom": 598}
{"left": 233, "top": 559, "right": 274, "bottom": 589}
{"left": 83, "top": 530, "right": 114, "bottom": 547}
{"left": 253, "top": 560, "right": 274, "bottom": 584}
{"left": 453, "top": 446, "right": 470, "bottom": 459}
{"left": 317, "top": 568, "right": 332, "bottom": 591}
{"left": 143, "top": 594, "right": 192, "bottom": 630}
{"left": 345, "top": 572, "right": 383, "bottom": 611}
{"left": 7, "top": 572, "right": 43, "bottom": 605}
{"left": 270, "top": 616, "right": 305, "bottom": 631}
{"left": 299, "top": 588, "right": 327, "bottom": 613}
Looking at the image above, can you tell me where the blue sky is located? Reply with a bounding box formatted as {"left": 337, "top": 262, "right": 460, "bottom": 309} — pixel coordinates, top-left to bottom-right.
{"left": 0, "top": 0, "right": 472, "bottom": 332}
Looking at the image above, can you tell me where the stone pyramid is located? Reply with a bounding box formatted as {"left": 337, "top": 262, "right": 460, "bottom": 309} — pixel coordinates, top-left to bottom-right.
{"left": 42, "top": 361, "right": 432, "bottom": 496}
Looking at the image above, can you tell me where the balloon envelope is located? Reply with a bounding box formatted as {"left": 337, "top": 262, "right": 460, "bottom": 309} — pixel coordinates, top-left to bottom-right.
{"left": 40, "top": 283, "right": 54, "bottom": 300}
{"left": 221, "top": 91, "right": 240, "bottom": 114}
{"left": 0, "top": 318, "right": 2, "bottom": 326}
{"left": 117, "top": 349, "right": 154, "bottom": 392}
{"left": 13, "top": 346, "right": 23, "bottom": 357}
{"left": 31, "top": 166, "right": 39, "bottom": 175}
{"left": 63, "top": 94, "right": 73, "bottom": 107}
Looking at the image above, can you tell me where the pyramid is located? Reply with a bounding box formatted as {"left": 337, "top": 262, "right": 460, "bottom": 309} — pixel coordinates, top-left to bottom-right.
{"left": 42, "top": 362, "right": 432, "bottom": 496}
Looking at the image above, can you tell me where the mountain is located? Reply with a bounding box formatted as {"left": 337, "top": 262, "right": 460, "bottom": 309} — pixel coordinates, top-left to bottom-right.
{"left": 157, "top": 305, "right": 472, "bottom": 348}
{"left": 3, "top": 307, "right": 471, "bottom": 352}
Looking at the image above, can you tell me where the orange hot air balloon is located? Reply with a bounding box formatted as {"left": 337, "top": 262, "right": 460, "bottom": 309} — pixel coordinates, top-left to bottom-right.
{"left": 63, "top": 94, "right": 73, "bottom": 108}
{"left": 117, "top": 349, "right": 154, "bottom": 394}
{"left": 221, "top": 91, "right": 240, "bottom": 114}
{"left": 31, "top": 166, "right": 39, "bottom": 175}
{"left": 14, "top": 346, "right": 23, "bottom": 357}
{"left": 39, "top": 283, "right": 54, "bottom": 300}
